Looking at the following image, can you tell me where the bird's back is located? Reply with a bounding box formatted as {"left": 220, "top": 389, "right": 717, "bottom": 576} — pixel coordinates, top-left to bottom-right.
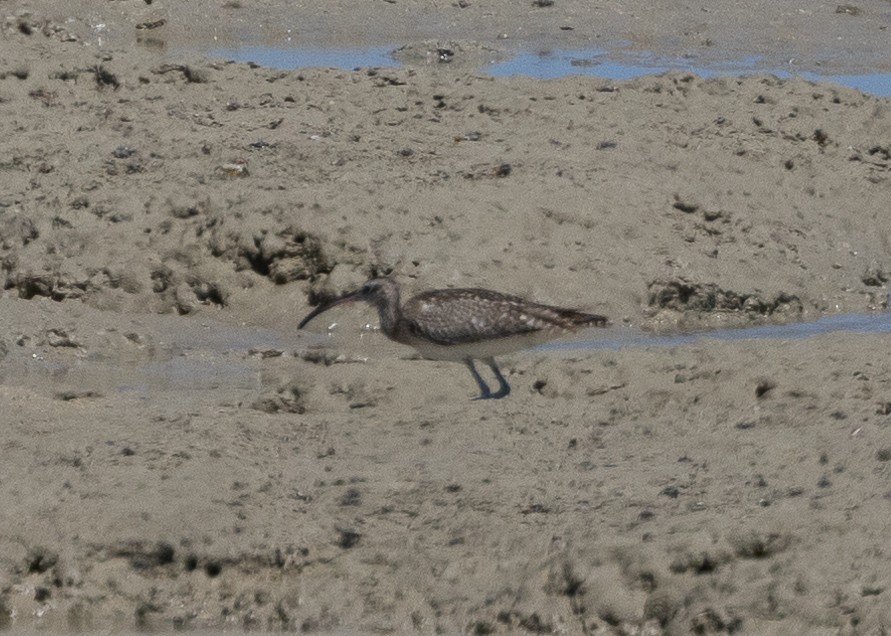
{"left": 396, "top": 288, "right": 607, "bottom": 348}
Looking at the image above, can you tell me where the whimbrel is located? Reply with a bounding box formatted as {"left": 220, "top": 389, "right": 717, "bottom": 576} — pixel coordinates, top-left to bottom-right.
{"left": 298, "top": 278, "right": 608, "bottom": 400}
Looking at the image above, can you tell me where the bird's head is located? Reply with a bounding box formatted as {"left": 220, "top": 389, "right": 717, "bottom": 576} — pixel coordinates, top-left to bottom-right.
{"left": 298, "top": 278, "right": 400, "bottom": 330}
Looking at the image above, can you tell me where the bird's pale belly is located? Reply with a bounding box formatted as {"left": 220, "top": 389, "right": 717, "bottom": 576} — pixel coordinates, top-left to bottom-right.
{"left": 402, "top": 329, "right": 567, "bottom": 362}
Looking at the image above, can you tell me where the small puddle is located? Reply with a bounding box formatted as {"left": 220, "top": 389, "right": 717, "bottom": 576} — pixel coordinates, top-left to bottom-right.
{"left": 5, "top": 310, "right": 889, "bottom": 397}
{"left": 0, "top": 318, "right": 292, "bottom": 398}
{"left": 545, "top": 309, "right": 891, "bottom": 352}
{"left": 486, "top": 49, "right": 891, "bottom": 97}
{"left": 202, "top": 45, "right": 891, "bottom": 97}
{"left": 206, "top": 45, "right": 396, "bottom": 71}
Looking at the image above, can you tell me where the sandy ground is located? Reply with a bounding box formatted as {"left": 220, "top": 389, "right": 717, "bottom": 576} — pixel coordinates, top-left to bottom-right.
{"left": 1, "top": 0, "right": 891, "bottom": 634}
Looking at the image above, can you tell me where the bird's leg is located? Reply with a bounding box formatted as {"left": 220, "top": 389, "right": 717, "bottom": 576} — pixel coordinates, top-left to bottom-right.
{"left": 484, "top": 357, "right": 511, "bottom": 399}
{"left": 464, "top": 358, "right": 493, "bottom": 400}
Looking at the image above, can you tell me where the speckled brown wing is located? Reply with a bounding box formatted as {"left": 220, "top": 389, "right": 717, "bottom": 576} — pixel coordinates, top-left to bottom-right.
{"left": 398, "top": 288, "right": 607, "bottom": 346}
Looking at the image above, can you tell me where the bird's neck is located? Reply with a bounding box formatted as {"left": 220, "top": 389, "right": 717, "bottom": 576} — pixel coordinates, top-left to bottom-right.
{"left": 373, "top": 292, "right": 401, "bottom": 338}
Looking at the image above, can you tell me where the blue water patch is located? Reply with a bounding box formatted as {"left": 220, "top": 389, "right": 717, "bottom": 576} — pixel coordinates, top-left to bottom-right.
{"left": 544, "top": 310, "right": 891, "bottom": 353}
{"left": 201, "top": 45, "right": 891, "bottom": 97}
{"left": 484, "top": 49, "right": 667, "bottom": 79}
{"left": 799, "top": 72, "right": 891, "bottom": 98}
{"left": 485, "top": 49, "right": 891, "bottom": 97}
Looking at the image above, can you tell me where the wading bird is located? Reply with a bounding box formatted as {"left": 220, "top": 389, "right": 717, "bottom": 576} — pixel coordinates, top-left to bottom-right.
{"left": 298, "top": 278, "right": 608, "bottom": 400}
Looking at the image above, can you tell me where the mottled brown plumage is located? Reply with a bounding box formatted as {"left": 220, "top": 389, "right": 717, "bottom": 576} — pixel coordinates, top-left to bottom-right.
{"left": 298, "top": 278, "right": 608, "bottom": 399}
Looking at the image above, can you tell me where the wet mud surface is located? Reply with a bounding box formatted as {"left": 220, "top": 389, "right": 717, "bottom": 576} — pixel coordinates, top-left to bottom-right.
{"left": 1, "top": 1, "right": 891, "bottom": 634}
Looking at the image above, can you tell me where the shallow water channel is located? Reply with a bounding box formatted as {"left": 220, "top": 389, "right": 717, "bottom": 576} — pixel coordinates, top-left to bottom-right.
{"left": 4, "top": 309, "right": 890, "bottom": 397}
{"left": 200, "top": 44, "right": 891, "bottom": 97}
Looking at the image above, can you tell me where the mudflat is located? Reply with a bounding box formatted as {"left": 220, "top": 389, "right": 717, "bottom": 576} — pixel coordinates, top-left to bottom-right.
{"left": 1, "top": 1, "right": 890, "bottom": 634}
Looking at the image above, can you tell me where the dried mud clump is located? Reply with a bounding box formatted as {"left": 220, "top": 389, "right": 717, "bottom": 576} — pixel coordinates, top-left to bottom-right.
{"left": 728, "top": 530, "right": 792, "bottom": 559}
{"left": 646, "top": 278, "right": 802, "bottom": 320}
{"left": 109, "top": 541, "right": 177, "bottom": 571}
{"left": 0, "top": 214, "right": 39, "bottom": 250}
{"left": 251, "top": 382, "right": 306, "bottom": 414}
{"left": 259, "top": 229, "right": 331, "bottom": 284}
{"left": 3, "top": 12, "right": 79, "bottom": 41}
{"left": 690, "top": 606, "right": 743, "bottom": 634}
{"left": 173, "top": 275, "right": 227, "bottom": 314}
{"left": 210, "top": 223, "right": 333, "bottom": 284}
{"left": 3, "top": 265, "right": 94, "bottom": 302}
{"left": 861, "top": 262, "right": 889, "bottom": 287}
{"left": 23, "top": 546, "right": 59, "bottom": 574}
{"left": 390, "top": 40, "right": 508, "bottom": 70}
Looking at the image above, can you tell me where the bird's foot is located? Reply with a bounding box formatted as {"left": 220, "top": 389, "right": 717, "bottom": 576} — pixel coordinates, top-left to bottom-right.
{"left": 472, "top": 386, "right": 510, "bottom": 400}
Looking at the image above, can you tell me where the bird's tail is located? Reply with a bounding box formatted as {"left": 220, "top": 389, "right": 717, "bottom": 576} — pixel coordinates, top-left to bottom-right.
{"left": 531, "top": 305, "right": 609, "bottom": 329}
{"left": 562, "top": 310, "right": 609, "bottom": 328}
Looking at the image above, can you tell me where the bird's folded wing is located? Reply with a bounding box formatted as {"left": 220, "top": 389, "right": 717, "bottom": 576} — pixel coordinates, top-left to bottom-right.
{"left": 402, "top": 290, "right": 577, "bottom": 345}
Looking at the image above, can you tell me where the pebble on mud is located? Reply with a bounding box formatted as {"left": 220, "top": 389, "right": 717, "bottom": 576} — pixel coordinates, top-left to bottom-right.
{"left": 336, "top": 527, "right": 361, "bottom": 549}
{"left": 755, "top": 378, "right": 776, "bottom": 398}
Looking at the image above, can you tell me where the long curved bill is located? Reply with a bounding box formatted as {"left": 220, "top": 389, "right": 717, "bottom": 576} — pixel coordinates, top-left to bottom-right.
{"left": 297, "top": 290, "right": 363, "bottom": 330}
